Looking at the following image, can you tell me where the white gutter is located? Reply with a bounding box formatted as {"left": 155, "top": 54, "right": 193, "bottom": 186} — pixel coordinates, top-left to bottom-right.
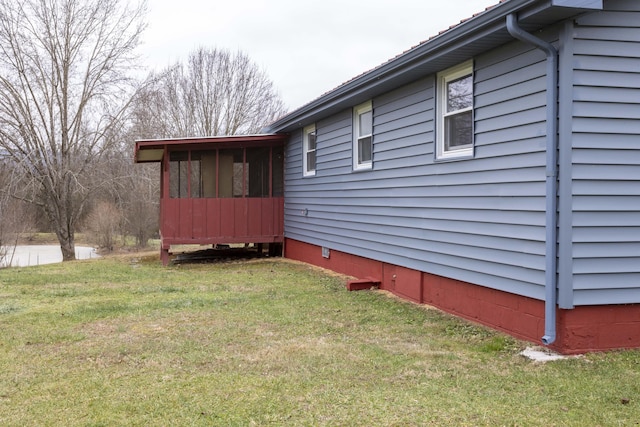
{"left": 506, "top": 13, "right": 558, "bottom": 346}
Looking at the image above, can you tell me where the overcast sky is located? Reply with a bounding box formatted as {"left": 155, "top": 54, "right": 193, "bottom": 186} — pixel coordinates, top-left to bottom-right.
{"left": 140, "top": 0, "right": 497, "bottom": 111}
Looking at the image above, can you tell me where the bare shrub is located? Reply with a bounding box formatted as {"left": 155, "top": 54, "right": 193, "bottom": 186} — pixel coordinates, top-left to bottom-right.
{"left": 0, "top": 197, "right": 35, "bottom": 268}
{"left": 85, "top": 202, "right": 123, "bottom": 252}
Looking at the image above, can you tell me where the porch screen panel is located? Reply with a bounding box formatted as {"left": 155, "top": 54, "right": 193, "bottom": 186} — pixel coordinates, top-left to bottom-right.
{"left": 272, "top": 146, "right": 284, "bottom": 197}
{"left": 190, "top": 152, "right": 202, "bottom": 198}
{"left": 169, "top": 151, "right": 188, "bottom": 198}
{"left": 192, "top": 151, "right": 217, "bottom": 198}
{"left": 247, "top": 147, "right": 270, "bottom": 197}
{"left": 219, "top": 149, "right": 244, "bottom": 197}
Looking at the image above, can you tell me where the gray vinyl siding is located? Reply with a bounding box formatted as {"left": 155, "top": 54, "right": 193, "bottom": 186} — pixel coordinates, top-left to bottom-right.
{"left": 561, "top": 0, "right": 640, "bottom": 306}
{"left": 285, "top": 38, "right": 552, "bottom": 300}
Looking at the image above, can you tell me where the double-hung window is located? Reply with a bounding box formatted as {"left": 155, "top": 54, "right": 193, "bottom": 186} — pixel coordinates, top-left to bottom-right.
{"left": 303, "top": 124, "right": 317, "bottom": 176}
{"left": 353, "top": 101, "right": 373, "bottom": 170}
{"left": 436, "top": 60, "right": 474, "bottom": 159}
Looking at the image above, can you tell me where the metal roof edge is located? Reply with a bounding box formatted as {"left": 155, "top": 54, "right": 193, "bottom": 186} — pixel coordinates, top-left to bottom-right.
{"left": 266, "top": 0, "right": 600, "bottom": 133}
{"left": 135, "top": 133, "right": 286, "bottom": 144}
{"left": 134, "top": 133, "right": 288, "bottom": 163}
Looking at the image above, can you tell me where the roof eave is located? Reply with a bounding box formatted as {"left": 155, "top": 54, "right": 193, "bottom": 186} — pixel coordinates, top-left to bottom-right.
{"left": 134, "top": 134, "right": 288, "bottom": 163}
{"left": 266, "top": 0, "right": 602, "bottom": 133}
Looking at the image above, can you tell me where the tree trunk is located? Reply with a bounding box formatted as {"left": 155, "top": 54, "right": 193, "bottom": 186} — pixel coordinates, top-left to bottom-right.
{"left": 44, "top": 189, "right": 77, "bottom": 262}
{"left": 52, "top": 214, "right": 76, "bottom": 261}
{"left": 59, "top": 233, "right": 76, "bottom": 261}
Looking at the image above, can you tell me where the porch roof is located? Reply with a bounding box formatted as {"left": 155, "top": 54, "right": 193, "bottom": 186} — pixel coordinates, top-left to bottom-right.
{"left": 134, "top": 134, "right": 288, "bottom": 163}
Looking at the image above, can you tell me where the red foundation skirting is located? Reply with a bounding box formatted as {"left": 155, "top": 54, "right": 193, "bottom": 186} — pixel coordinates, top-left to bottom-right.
{"left": 285, "top": 238, "right": 640, "bottom": 354}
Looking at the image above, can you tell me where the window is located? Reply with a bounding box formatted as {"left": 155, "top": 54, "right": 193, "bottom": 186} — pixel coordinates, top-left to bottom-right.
{"left": 436, "top": 60, "right": 474, "bottom": 159}
{"left": 303, "top": 124, "right": 317, "bottom": 176}
{"left": 353, "top": 101, "right": 373, "bottom": 170}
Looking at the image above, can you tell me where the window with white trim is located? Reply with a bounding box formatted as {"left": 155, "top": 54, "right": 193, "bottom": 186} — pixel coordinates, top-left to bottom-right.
{"left": 353, "top": 101, "right": 373, "bottom": 170}
{"left": 303, "top": 124, "right": 317, "bottom": 176}
{"left": 436, "top": 60, "right": 474, "bottom": 159}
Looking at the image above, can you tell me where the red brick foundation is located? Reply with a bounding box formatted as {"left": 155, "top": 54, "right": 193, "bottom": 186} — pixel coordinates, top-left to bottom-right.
{"left": 285, "top": 238, "right": 640, "bottom": 354}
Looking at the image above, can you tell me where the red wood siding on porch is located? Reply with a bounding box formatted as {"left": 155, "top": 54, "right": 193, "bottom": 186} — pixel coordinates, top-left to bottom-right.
{"left": 161, "top": 197, "right": 284, "bottom": 246}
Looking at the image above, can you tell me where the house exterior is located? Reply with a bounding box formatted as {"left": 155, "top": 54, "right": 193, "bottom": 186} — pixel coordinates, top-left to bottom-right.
{"left": 134, "top": 135, "right": 286, "bottom": 264}
{"left": 263, "top": 0, "right": 640, "bottom": 354}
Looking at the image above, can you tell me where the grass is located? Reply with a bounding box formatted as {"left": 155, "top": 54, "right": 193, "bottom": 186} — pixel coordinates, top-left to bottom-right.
{"left": 1, "top": 253, "right": 639, "bottom": 426}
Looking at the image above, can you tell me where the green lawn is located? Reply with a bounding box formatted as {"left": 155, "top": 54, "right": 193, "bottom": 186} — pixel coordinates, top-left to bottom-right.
{"left": 0, "top": 254, "right": 638, "bottom": 426}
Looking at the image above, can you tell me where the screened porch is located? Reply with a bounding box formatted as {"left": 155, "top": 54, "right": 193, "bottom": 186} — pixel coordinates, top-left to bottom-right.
{"left": 134, "top": 135, "right": 287, "bottom": 265}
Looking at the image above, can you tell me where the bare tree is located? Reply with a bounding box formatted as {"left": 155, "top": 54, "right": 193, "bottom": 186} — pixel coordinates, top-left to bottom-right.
{"left": 140, "top": 47, "right": 287, "bottom": 138}
{"left": 123, "top": 48, "right": 284, "bottom": 249}
{"left": 90, "top": 145, "right": 159, "bottom": 249}
{"left": 0, "top": 156, "right": 36, "bottom": 267}
{"left": 0, "top": 155, "right": 15, "bottom": 267}
{"left": 0, "top": 0, "right": 147, "bottom": 260}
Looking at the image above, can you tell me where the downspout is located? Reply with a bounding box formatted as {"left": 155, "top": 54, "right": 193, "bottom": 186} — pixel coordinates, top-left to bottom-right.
{"left": 506, "top": 14, "right": 558, "bottom": 346}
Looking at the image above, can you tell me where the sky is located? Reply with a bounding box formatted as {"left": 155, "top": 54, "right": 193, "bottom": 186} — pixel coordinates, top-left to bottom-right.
{"left": 140, "top": 0, "right": 498, "bottom": 112}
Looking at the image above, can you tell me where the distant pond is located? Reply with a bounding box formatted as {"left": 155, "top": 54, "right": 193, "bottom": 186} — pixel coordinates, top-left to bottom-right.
{"left": 1, "top": 245, "right": 100, "bottom": 267}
